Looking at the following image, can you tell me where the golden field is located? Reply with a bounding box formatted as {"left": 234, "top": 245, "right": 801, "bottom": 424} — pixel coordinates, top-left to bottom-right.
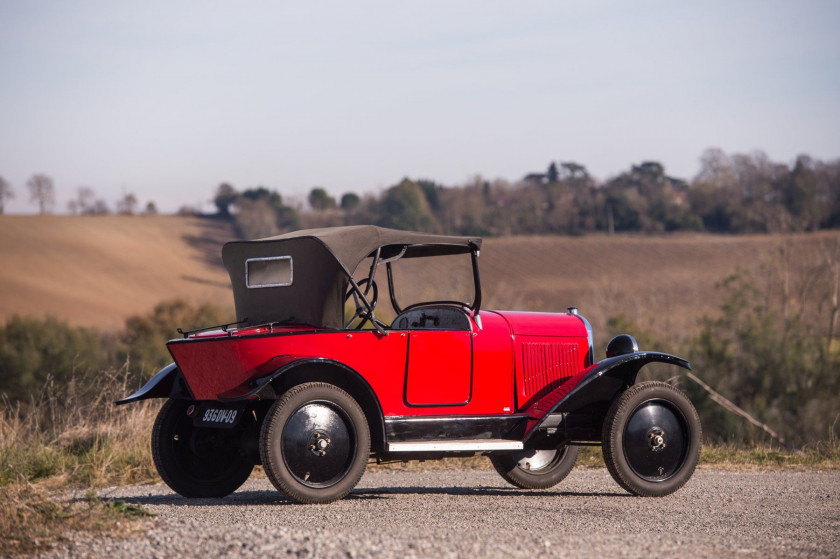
{"left": 0, "top": 216, "right": 235, "bottom": 329}
{"left": 1, "top": 215, "right": 837, "bottom": 343}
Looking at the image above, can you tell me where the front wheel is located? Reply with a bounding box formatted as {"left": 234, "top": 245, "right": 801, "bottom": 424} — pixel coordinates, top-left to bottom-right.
{"left": 152, "top": 399, "right": 255, "bottom": 498}
{"left": 489, "top": 445, "right": 579, "bottom": 489}
{"left": 260, "top": 382, "right": 370, "bottom": 504}
{"left": 602, "top": 381, "right": 701, "bottom": 497}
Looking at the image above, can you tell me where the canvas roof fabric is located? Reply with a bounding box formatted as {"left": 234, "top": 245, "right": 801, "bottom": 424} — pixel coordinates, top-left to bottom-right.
{"left": 222, "top": 225, "right": 481, "bottom": 329}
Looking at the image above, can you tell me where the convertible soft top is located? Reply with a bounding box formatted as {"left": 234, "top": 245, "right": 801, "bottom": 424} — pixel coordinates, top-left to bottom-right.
{"left": 222, "top": 225, "right": 482, "bottom": 329}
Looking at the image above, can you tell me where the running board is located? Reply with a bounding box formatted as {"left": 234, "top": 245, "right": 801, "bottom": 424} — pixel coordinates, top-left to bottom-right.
{"left": 387, "top": 440, "right": 524, "bottom": 452}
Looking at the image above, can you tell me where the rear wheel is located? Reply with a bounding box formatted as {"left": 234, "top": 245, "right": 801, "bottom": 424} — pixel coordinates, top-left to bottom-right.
{"left": 490, "top": 445, "right": 579, "bottom": 489}
{"left": 602, "top": 381, "right": 701, "bottom": 497}
{"left": 152, "top": 399, "right": 255, "bottom": 498}
{"left": 260, "top": 382, "right": 370, "bottom": 504}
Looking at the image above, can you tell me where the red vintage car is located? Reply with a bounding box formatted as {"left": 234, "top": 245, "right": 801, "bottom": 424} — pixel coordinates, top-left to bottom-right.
{"left": 118, "top": 225, "right": 701, "bottom": 504}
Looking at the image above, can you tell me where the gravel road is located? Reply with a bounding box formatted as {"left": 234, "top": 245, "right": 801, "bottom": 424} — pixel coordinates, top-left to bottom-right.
{"left": 42, "top": 468, "right": 839, "bottom": 558}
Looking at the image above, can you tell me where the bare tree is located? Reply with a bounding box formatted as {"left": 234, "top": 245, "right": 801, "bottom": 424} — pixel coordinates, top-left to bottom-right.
{"left": 68, "top": 187, "right": 109, "bottom": 215}
{"left": 27, "top": 174, "right": 55, "bottom": 214}
{"left": 116, "top": 192, "right": 139, "bottom": 215}
{"left": 75, "top": 187, "right": 96, "bottom": 214}
{"left": 92, "top": 199, "right": 110, "bottom": 215}
{"left": 0, "top": 176, "right": 14, "bottom": 214}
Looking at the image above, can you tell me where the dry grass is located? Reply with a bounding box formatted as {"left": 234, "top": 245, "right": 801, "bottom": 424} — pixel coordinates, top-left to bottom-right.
{"left": 698, "top": 442, "right": 840, "bottom": 470}
{"left": 0, "top": 483, "right": 154, "bottom": 556}
{"left": 0, "top": 368, "right": 159, "bottom": 556}
{"left": 0, "top": 370, "right": 158, "bottom": 488}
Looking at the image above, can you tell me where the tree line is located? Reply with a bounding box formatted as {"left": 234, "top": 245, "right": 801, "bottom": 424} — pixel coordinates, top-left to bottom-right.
{"left": 0, "top": 174, "right": 157, "bottom": 216}
{"left": 4, "top": 147, "right": 839, "bottom": 236}
{"left": 217, "top": 148, "right": 840, "bottom": 239}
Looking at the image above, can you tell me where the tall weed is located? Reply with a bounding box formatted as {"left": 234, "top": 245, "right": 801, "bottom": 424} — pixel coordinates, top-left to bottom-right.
{"left": 0, "top": 365, "right": 158, "bottom": 488}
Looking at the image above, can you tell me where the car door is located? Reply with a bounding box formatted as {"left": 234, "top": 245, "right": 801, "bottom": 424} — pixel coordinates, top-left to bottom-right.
{"left": 394, "top": 306, "right": 473, "bottom": 407}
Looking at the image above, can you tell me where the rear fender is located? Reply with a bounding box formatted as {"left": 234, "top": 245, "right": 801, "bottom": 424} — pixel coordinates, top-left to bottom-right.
{"left": 114, "top": 363, "right": 194, "bottom": 405}
{"left": 218, "top": 357, "right": 387, "bottom": 454}
{"left": 524, "top": 351, "right": 691, "bottom": 442}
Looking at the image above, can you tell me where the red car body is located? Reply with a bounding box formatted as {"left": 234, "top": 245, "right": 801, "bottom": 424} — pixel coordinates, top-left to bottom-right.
{"left": 119, "top": 225, "right": 701, "bottom": 503}
{"left": 169, "top": 311, "right": 588, "bottom": 416}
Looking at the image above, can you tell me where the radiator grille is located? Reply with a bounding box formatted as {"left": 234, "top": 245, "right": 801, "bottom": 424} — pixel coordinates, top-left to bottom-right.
{"left": 521, "top": 342, "right": 579, "bottom": 400}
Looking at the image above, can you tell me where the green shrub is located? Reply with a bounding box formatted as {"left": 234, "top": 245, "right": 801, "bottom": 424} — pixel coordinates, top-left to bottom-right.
{"left": 0, "top": 316, "right": 108, "bottom": 402}
{"left": 0, "top": 300, "right": 229, "bottom": 404}
{"left": 687, "top": 269, "right": 840, "bottom": 445}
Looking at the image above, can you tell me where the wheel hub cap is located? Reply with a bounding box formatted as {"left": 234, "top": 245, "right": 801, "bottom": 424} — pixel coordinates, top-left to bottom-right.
{"left": 623, "top": 400, "right": 688, "bottom": 482}
{"left": 282, "top": 403, "right": 354, "bottom": 487}
{"left": 648, "top": 427, "right": 666, "bottom": 452}
{"left": 308, "top": 431, "right": 331, "bottom": 456}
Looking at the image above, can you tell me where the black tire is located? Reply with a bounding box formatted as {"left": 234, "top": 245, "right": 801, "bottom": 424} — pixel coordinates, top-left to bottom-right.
{"left": 602, "top": 381, "right": 701, "bottom": 497}
{"left": 260, "top": 382, "right": 370, "bottom": 504}
{"left": 152, "top": 399, "right": 255, "bottom": 498}
{"left": 489, "top": 445, "right": 579, "bottom": 489}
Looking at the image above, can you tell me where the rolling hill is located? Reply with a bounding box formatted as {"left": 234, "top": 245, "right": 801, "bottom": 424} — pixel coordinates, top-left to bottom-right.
{"left": 0, "top": 215, "right": 835, "bottom": 346}
{"left": 0, "top": 216, "right": 236, "bottom": 328}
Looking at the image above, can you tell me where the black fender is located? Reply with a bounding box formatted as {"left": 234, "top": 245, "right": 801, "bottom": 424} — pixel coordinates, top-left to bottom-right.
{"left": 525, "top": 351, "right": 690, "bottom": 444}
{"left": 220, "top": 357, "right": 387, "bottom": 454}
{"left": 114, "top": 363, "right": 194, "bottom": 405}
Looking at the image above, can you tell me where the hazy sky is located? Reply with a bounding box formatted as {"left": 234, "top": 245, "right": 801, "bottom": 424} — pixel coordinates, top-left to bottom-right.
{"left": 1, "top": 1, "right": 839, "bottom": 214}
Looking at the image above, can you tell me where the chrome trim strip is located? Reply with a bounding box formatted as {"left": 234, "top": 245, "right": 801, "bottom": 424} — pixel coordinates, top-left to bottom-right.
{"left": 384, "top": 415, "right": 525, "bottom": 423}
{"left": 387, "top": 440, "right": 523, "bottom": 452}
{"left": 569, "top": 309, "right": 595, "bottom": 367}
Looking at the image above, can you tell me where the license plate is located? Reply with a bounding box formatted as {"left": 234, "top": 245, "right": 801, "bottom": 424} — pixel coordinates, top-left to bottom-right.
{"left": 194, "top": 406, "right": 242, "bottom": 428}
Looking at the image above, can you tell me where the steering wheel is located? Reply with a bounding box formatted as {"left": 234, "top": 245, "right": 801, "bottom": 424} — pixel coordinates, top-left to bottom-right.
{"left": 344, "top": 279, "right": 379, "bottom": 329}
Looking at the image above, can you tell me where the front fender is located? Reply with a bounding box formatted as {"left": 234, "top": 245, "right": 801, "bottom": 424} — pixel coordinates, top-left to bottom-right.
{"left": 524, "top": 351, "right": 690, "bottom": 440}
{"left": 115, "top": 363, "right": 194, "bottom": 405}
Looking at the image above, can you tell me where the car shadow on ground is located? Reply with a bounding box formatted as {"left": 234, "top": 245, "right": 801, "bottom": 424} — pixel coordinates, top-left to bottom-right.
{"left": 105, "top": 485, "right": 628, "bottom": 507}
{"left": 353, "top": 486, "right": 629, "bottom": 499}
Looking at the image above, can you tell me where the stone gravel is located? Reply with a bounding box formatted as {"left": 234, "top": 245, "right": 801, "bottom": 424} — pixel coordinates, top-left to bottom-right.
{"left": 40, "top": 468, "right": 840, "bottom": 558}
